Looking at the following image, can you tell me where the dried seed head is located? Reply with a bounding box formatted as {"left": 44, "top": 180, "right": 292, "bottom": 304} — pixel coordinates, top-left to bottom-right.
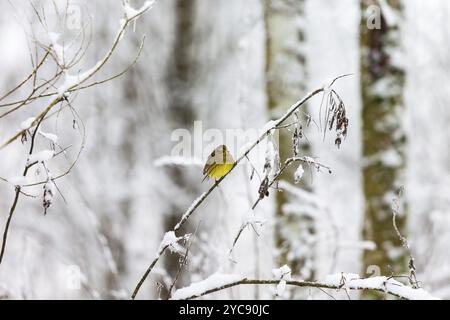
{"left": 335, "top": 135, "right": 342, "bottom": 149}
{"left": 294, "top": 164, "right": 304, "bottom": 184}
{"left": 258, "top": 177, "right": 270, "bottom": 200}
{"left": 326, "top": 91, "right": 349, "bottom": 149}
{"left": 43, "top": 179, "right": 56, "bottom": 215}
{"left": 292, "top": 125, "right": 303, "bottom": 157}
{"left": 21, "top": 132, "right": 28, "bottom": 144}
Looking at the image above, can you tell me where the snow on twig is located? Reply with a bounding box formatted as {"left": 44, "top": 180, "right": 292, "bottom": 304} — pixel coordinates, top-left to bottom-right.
{"left": 153, "top": 156, "right": 203, "bottom": 167}
{"left": 171, "top": 273, "right": 245, "bottom": 300}
{"left": 0, "top": 0, "right": 154, "bottom": 149}
{"left": 0, "top": 0, "right": 156, "bottom": 266}
{"left": 171, "top": 272, "right": 438, "bottom": 300}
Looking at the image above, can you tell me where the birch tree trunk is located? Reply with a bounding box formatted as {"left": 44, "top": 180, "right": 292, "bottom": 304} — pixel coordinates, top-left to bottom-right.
{"left": 360, "top": 0, "right": 407, "bottom": 290}
{"left": 264, "top": 0, "right": 315, "bottom": 288}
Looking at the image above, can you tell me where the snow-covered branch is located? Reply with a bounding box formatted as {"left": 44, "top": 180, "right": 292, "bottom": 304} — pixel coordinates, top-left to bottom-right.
{"left": 0, "top": 1, "right": 154, "bottom": 149}
{"left": 0, "top": 0, "right": 155, "bottom": 266}
{"left": 0, "top": 111, "right": 46, "bottom": 264}
{"left": 131, "top": 74, "right": 350, "bottom": 299}
{"left": 171, "top": 272, "right": 438, "bottom": 300}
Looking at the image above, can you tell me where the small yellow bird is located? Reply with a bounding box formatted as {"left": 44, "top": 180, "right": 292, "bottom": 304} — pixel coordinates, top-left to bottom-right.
{"left": 202, "top": 145, "right": 235, "bottom": 182}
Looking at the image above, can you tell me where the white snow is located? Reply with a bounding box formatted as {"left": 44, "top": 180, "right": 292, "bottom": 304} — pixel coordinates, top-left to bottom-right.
{"left": 43, "top": 180, "right": 56, "bottom": 209}
{"left": 27, "top": 150, "right": 55, "bottom": 165}
{"left": 39, "top": 132, "right": 58, "bottom": 144}
{"left": 370, "top": 77, "right": 401, "bottom": 97}
{"left": 20, "top": 117, "right": 35, "bottom": 130}
{"left": 321, "top": 273, "right": 439, "bottom": 300}
{"left": 379, "top": 0, "right": 400, "bottom": 27}
{"left": 153, "top": 156, "right": 203, "bottom": 167}
{"left": 385, "top": 282, "right": 439, "bottom": 300}
{"left": 158, "top": 231, "right": 184, "bottom": 254}
{"left": 7, "top": 176, "right": 27, "bottom": 186}
{"left": 276, "top": 280, "right": 287, "bottom": 296}
{"left": 279, "top": 181, "right": 323, "bottom": 207}
{"left": 174, "top": 191, "right": 209, "bottom": 230}
{"left": 171, "top": 272, "right": 244, "bottom": 300}
{"left": 272, "top": 265, "right": 292, "bottom": 296}
{"left": 272, "top": 265, "right": 292, "bottom": 281}
{"left": 353, "top": 277, "right": 438, "bottom": 300}
{"left": 282, "top": 203, "right": 319, "bottom": 219}
{"left": 238, "top": 141, "right": 253, "bottom": 155}
{"left": 322, "top": 273, "right": 360, "bottom": 286}
{"left": 48, "top": 32, "right": 64, "bottom": 65}
{"left": 123, "top": 0, "right": 155, "bottom": 20}
{"left": 336, "top": 240, "right": 377, "bottom": 251}
{"left": 261, "top": 120, "right": 277, "bottom": 134}
{"left": 58, "top": 62, "right": 102, "bottom": 95}
{"left": 380, "top": 149, "right": 403, "bottom": 167}
{"left": 294, "top": 164, "right": 304, "bottom": 183}
{"left": 265, "top": 141, "right": 276, "bottom": 169}
{"left": 245, "top": 211, "right": 267, "bottom": 226}
{"left": 302, "top": 156, "right": 315, "bottom": 164}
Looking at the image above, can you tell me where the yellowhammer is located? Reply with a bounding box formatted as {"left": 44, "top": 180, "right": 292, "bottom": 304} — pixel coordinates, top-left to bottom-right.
{"left": 202, "top": 144, "right": 235, "bottom": 182}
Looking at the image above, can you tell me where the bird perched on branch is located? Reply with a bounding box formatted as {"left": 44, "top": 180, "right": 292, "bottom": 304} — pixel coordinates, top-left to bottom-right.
{"left": 202, "top": 144, "right": 235, "bottom": 182}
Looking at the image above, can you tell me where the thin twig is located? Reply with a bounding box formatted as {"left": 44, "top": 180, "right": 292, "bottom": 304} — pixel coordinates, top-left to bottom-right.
{"left": 252, "top": 156, "right": 332, "bottom": 210}
{"left": 228, "top": 223, "right": 250, "bottom": 261}
{"left": 166, "top": 223, "right": 200, "bottom": 299}
{"left": 0, "top": 1, "right": 154, "bottom": 265}
{"left": 0, "top": 110, "right": 47, "bottom": 264}
{"left": 392, "top": 188, "right": 419, "bottom": 288}
{"left": 0, "top": 51, "right": 50, "bottom": 103}
{"left": 0, "top": 35, "right": 145, "bottom": 110}
{"left": 0, "top": 3, "right": 152, "bottom": 149}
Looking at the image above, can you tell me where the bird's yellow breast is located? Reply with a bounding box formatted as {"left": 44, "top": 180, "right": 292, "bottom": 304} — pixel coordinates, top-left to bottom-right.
{"left": 207, "top": 162, "right": 234, "bottom": 180}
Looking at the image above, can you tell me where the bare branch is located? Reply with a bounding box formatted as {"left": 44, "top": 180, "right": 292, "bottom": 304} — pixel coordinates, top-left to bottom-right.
{"left": 0, "top": 0, "right": 155, "bottom": 265}
{"left": 0, "top": 2, "right": 153, "bottom": 149}
{"left": 252, "top": 156, "right": 332, "bottom": 210}
{"left": 0, "top": 51, "right": 50, "bottom": 103}
{"left": 166, "top": 223, "right": 200, "bottom": 300}
{"left": 0, "top": 110, "right": 47, "bottom": 264}
{"left": 392, "top": 188, "right": 420, "bottom": 288}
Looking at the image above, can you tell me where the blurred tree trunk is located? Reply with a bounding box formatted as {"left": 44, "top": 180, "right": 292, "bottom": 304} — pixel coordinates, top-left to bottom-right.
{"left": 264, "top": 0, "right": 315, "bottom": 288}
{"left": 162, "top": 0, "right": 199, "bottom": 296}
{"left": 360, "top": 0, "right": 407, "bottom": 294}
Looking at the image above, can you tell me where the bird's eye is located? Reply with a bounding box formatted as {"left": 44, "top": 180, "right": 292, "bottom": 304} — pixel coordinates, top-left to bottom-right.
{"left": 211, "top": 151, "right": 215, "bottom": 157}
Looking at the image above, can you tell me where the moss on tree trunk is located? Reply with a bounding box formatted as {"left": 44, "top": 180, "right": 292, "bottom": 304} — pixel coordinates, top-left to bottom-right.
{"left": 360, "top": 0, "right": 407, "bottom": 298}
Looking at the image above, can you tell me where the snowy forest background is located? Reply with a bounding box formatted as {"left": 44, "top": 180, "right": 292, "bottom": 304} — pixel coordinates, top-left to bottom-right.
{"left": 0, "top": 0, "right": 449, "bottom": 300}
